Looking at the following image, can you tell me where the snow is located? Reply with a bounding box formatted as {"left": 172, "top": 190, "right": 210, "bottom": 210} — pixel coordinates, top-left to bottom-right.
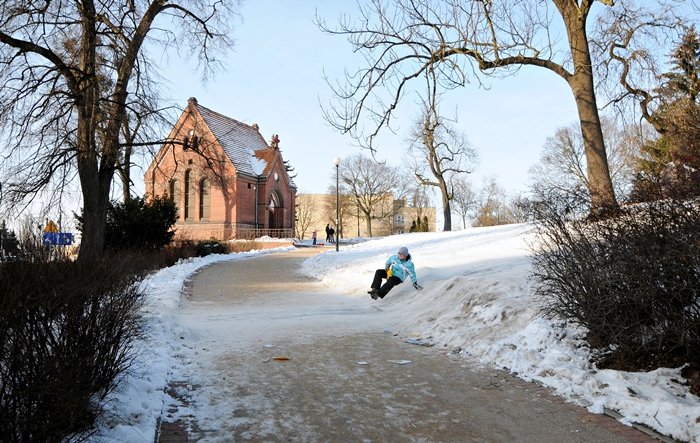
{"left": 247, "top": 148, "right": 267, "bottom": 175}
{"left": 88, "top": 224, "right": 700, "bottom": 442}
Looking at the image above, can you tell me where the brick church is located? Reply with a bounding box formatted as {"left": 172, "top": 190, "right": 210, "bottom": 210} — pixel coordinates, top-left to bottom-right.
{"left": 145, "top": 98, "right": 297, "bottom": 241}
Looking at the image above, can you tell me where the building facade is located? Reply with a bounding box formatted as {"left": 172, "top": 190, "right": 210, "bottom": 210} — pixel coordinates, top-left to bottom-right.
{"left": 296, "top": 193, "right": 436, "bottom": 240}
{"left": 145, "top": 98, "right": 297, "bottom": 241}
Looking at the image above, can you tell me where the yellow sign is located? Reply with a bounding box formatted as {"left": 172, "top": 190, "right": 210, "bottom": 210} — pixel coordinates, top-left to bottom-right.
{"left": 44, "top": 220, "right": 58, "bottom": 233}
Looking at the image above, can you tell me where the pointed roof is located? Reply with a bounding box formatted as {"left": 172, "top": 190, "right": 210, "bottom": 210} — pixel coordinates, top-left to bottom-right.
{"left": 187, "top": 98, "right": 296, "bottom": 189}
{"left": 192, "top": 99, "right": 269, "bottom": 177}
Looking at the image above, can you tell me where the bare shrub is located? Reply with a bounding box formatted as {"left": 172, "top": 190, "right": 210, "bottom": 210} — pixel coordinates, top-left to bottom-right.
{"left": 228, "top": 240, "right": 261, "bottom": 253}
{"left": 531, "top": 194, "right": 700, "bottom": 371}
{"left": 145, "top": 239, "right": 263, "bottom": 269}
{"left": 152, "top": 240, "right": 199, "bottom": 268}
{"left": 0, "top": 254, "right": 146, "bottom": 442}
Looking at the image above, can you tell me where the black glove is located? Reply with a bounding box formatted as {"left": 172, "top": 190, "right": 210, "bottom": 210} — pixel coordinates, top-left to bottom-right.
{"left": 413, "top": 282, "right": 423, "bottom": 291}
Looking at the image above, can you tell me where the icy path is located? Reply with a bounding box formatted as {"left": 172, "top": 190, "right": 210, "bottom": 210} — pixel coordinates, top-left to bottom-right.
{"left": 159, "top": 248, "right": 652, "bottom": 442}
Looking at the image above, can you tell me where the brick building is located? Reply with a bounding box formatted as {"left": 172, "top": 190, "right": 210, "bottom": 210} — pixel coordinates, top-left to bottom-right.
{"left": 145, "top": 98, "right": 296, "bottom": 241}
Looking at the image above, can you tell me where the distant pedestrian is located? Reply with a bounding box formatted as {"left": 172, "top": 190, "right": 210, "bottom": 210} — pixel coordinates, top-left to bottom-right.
{"left": 368, "top": 246, "right": 422, "bottom": 300}
{"left": 328, "top": 226, "right": 335, "bottom": 243}
{"left": 325, "top": 224, "right": 331, "bottom": 243}
{"left": 312, "top": 229, "right": 317, "bottom": 245}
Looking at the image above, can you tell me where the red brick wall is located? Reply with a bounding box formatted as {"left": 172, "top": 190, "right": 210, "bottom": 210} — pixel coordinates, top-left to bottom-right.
{"left": 236, "top": 178, "right": 260, "bottom": 228}
{"left": 145, "top": 115, "right": 238, "bottom": 240}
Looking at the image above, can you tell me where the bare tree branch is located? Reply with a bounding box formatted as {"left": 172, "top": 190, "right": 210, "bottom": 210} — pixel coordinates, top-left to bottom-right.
{"left": 319, "top": 0, "right": 673, "bottom": 213}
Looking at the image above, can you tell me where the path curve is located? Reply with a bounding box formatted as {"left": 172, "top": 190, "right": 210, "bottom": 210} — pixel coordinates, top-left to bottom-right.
{"left": 159, "top": 248, "right": 657, "bottom": 443}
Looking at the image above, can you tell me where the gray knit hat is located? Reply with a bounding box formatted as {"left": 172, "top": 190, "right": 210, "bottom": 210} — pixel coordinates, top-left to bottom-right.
{"left": 398, "top": 246, "right": 409, "bottom": 256}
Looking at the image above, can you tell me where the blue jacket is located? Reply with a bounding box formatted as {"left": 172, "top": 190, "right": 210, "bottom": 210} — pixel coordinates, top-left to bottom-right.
{"left": 385, "top": 253, "right": 417, "bottom": 284}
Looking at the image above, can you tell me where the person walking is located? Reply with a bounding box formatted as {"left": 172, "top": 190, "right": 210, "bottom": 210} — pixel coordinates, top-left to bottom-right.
{"left": 368, "top": 246, "right": 422, "bottom": 300}
{"left": 325, "top": 224, "right": 331, "bottom": 243}
{"left": 328, "top": 226, "right": 335, "bottom": 244}
{"left": 312, "top": 229, "right": 317, "bottom": 245}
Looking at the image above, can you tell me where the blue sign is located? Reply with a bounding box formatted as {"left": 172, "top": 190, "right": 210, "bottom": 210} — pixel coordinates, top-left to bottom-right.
{"left": 42, "top": 232, "right": 74, "bottom": 246}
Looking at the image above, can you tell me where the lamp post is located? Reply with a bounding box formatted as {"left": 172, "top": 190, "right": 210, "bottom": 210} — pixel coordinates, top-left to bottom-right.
{"left": 333, "top": 157, "right": 340, "bottom": 252}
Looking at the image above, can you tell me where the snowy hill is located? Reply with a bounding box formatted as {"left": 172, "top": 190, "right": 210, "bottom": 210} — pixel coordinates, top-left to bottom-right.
{"left": 303, "top": 224, "right": 700, "bottom": 441}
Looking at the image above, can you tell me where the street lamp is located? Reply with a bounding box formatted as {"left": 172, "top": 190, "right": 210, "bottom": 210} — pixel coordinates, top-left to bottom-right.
{"left": 333, "top": 157, "right": 340, "bottom": 252}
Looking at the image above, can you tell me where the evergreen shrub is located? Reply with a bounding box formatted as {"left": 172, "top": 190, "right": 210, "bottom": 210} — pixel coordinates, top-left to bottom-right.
{"left": 195, "top": 239, "right": 229, "bottom": 256}
{"left": 76, "top": 196, "right": 177, "bottom": 252}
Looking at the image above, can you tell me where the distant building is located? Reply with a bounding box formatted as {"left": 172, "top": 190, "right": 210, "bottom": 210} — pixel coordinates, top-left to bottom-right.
{"left": 145, "top": 98, "right": 297, "bottom": 241}
{"left": 296, "top": 193, "right": 435, "bottom": 240}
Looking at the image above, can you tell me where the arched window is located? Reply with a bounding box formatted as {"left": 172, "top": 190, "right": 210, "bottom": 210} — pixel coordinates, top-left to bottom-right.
{"left": 184, "top": 170, "right": 195, "bottom": 220}
{"left": 169, "top": 179, "right": 180, "bottom": 219}
{"left": 199, "top": 178, "right": 210, "bottom": 220}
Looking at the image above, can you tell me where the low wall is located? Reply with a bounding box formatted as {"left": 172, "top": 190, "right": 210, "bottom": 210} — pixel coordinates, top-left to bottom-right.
{"left": 255, "top": 241, "right": 295, "bottom": 250}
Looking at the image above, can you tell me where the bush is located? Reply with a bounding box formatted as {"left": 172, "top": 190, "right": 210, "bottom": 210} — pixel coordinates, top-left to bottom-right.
{"left": 191, "top": 239, "right": 263, "bottom": 257}
{"left": 141, "top": 239, "right": 263, "bottom": 269}
{"left": 531, "top": 195, "right": 700, "bottom": 374}
{"left": 0, "top": 253, "right": 146, "bottom": 442}
{"left": 227, "top": 240, "right": 261, "bottom": 253}
{"left": 195, "top": 239, "right": 229, "bottom": 256}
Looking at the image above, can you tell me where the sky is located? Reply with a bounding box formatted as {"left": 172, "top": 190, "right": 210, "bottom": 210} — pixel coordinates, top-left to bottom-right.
{"left": 157, "top": 0, "right": 581, "bottom": 199}
{"left": 87, "top": 226, "right": 700, "bottom": 442}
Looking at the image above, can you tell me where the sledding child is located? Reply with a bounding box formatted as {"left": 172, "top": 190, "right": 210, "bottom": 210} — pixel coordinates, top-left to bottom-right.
{"left": 368, "top": 246, "right": 423, "bottom": 299}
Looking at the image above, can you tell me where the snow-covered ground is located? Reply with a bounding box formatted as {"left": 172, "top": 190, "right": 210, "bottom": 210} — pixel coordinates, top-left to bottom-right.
{"left": 90, "top": 224, "right": 700, "bottom": 442}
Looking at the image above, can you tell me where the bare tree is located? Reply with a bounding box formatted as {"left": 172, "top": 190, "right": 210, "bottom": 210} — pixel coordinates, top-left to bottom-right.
{"left": 0, "top": 0, "right": 239, "bottom": 262}
{"left": 406, "top": 182, "right": 432, "bottom": 211}
{"left": 504, "top": 194, "right": 531, "bottom": 225}
{"left": 339, "top": 154, "right": 403, "bottom": 237}
{"left": 116, "top": 98, "right": 175, "bottom": 202}
{"left": 473, "top": 177, "right": 517, "bottom": 227}
{"left": 593, "top": 1, "right": 691, "bottom": 134}
{"left": 318, "top": 0, "right": 633, "bottom": 215}
{"left": 528, "top": 116, "right": 636, "bottom": 201}
{"left": 326, "top": 180, "right": 355, "bottom": 240}
{"left": 408, "top": 93, "right": 477, "bottom": 231}
{"left": 294, "top": 194, "right": 318, "bottom": 240}
{"left": 451, "top": 175, "right": 477, "bottom": 230}
{"left": 602, "top": 20, "right": 700, "bottom": 201}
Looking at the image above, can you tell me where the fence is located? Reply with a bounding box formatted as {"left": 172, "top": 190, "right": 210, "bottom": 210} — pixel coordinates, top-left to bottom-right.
{"left": 235, "top": 227, "right": 293, "bottom": 240}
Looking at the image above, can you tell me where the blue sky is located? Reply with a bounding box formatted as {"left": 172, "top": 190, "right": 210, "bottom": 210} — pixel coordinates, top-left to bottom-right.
{"left": 160, "top": 0, "right": 582, "bottom": 199}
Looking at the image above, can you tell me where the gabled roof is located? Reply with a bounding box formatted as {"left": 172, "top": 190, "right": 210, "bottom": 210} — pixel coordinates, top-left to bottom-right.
{"left": 254, "top": 148, "right": 277, "bottom": 175}
{"left": 195, "top": 101, "right": 270, "bottom": 178}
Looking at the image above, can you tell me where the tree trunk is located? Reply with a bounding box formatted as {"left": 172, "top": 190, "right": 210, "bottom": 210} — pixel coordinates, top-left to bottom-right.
{"left": 438, "top": 179, "right": 452, "bottom": 231}
{"left": 364, "top": 211, "right": 373, "bottom": 237}
{"left": 77, "top": 143, "right": 111, "bottom": 263}
{"left": 120, "top": 143, "right": 132, "bottom": 202}
{"left": 563, "top": 5, "right": 618, "bottom": 214}
{"left": 75, "top": 8, "right": 106, "bottom": 263}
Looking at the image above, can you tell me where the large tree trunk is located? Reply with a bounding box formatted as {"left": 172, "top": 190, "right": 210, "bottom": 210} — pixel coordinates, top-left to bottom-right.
{"left": 563, "top": 4, "right": 618, "bottom": 213}
{"left": 75, "top": 7, "right": 108, "bottom": 263}
{"left": 79, "top": 173, "right": 110, "bottom": 263}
